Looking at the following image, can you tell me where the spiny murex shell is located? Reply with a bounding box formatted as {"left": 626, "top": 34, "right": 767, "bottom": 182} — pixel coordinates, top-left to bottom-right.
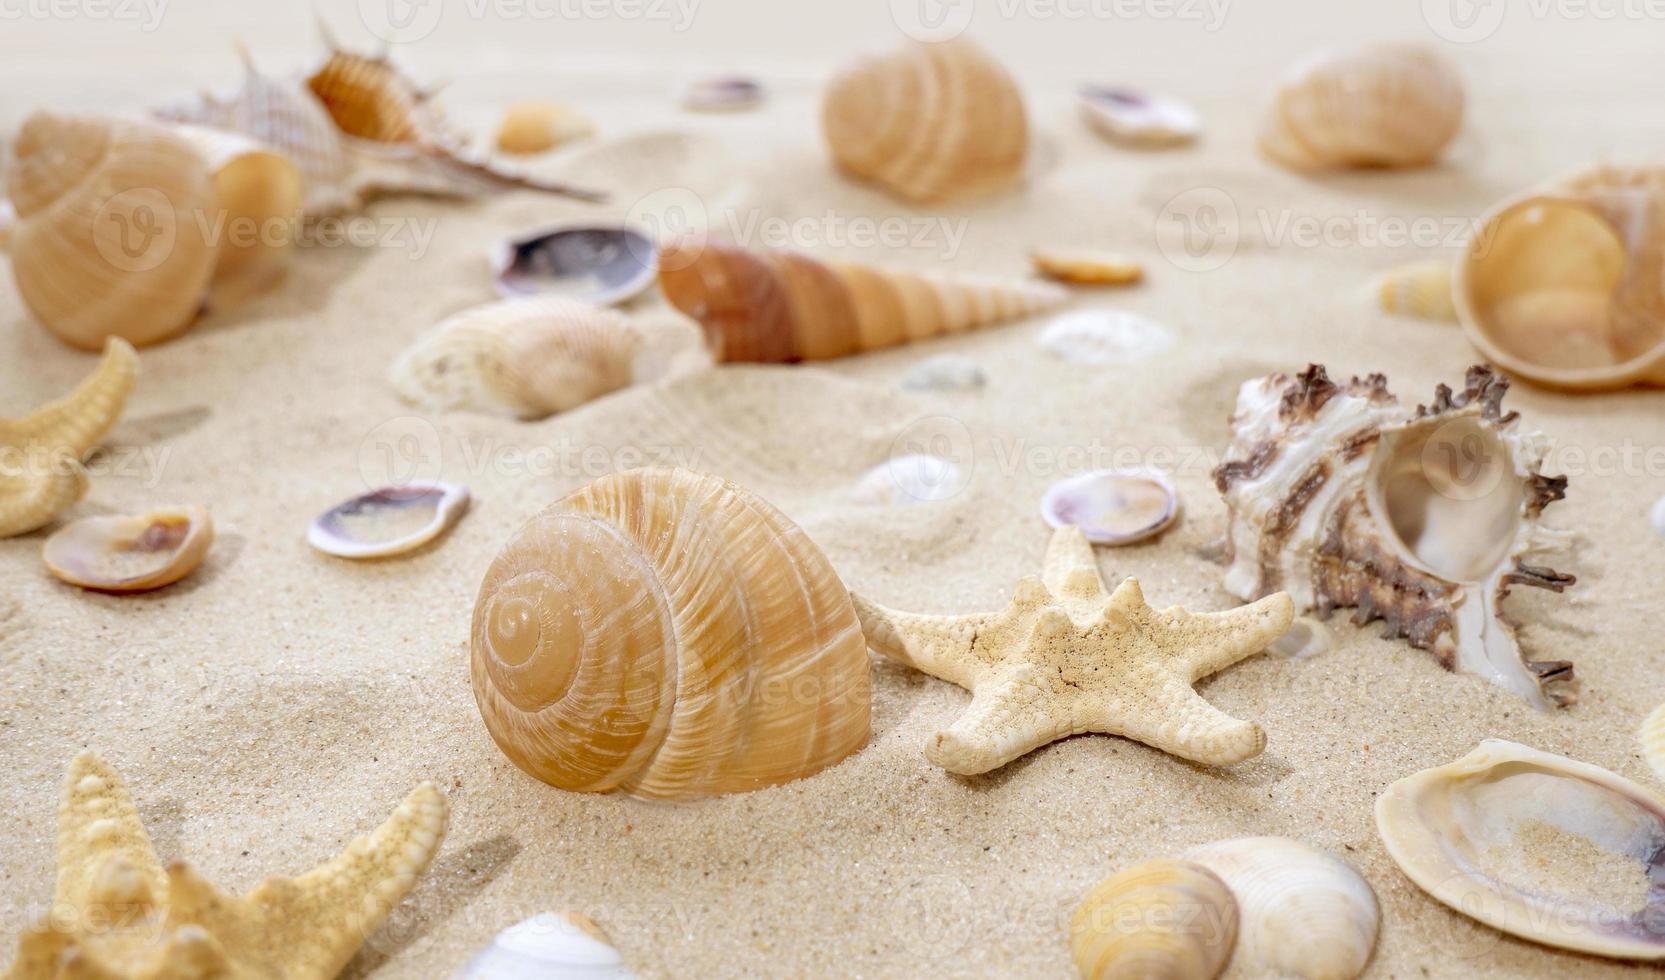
{"left": 657, "top": 240, "right": 1065, "bottom": 363}
{"left": 390, "top": 298, "right": 642, "bottom": 420}
{"left": 1071, "top": 858, "right": 1238, "bottom": 980}
{"left": 821, "top": 37, "right": 1028, "bottom": 203}
{"left": 1185, "top": 836, "right": 1379, "bottom": 980}
{"left": 470, "top": 468, "right": 871, "bottom": 800}
{"left": 1260, "top": 43, "right": 1463, "bottom": 171}
{"left": 1214, "top": 364, "right": 1575, "bottom": 707}
{"left": 459, "top": 911, "right": 636, "bottom": 979}
{"left": 1455, "top": 166, "right": 1665, "bottom": 391}
{"left": 1377, "top": 739, "right": 1665, "bottom": 961}
{"left": 43, "top": 505, "right": 213, "bottom": 593}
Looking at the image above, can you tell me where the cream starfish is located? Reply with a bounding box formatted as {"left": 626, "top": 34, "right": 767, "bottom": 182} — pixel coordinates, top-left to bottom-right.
{"left": 1, "top": 339, "right": 137, "bottom": 538}
{"left": 853, "top": 527, "right": 1294, "bottom": 774}
{"left": 3, "top": 751, "right": 448, "bottom": 979}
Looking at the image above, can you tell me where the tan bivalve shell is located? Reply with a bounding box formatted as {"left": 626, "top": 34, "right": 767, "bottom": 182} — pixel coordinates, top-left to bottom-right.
{"left": 308, "top": 482, "right": 470, "bottom": 559}
{"left": 390, "top": 298, "right": 641, "bottom": 420}
{"left": 1378, "top": 739, "right": 1665, "bottom": 960}
{"left": 1185, "top": 836, "right": 1380, "bottom": 980}
{"left": 470, "top": 468, "right": 871, "bottom": 800}
{"left": 1375, "top": 260, "right": 1456, "bottom": 322}
{"left": 43, "top": 506, "right": 213, "bottom": 592}
{"left": 6, "top": 113, "right": 217, "bottom": 349}
{"left": 496, "top": 102, "right": 596, "bottom": 155}
{"left": 1071, "top": 858, "right": 1238, "bottom": 980}
{"left": 657, "top": 240, "right": 1066, "bottom": 363}
{"left": 1215, "top": 365, "right": 1575, "bottom": 707}
{"left": 1455, "top": 166, "right": 1665, "bottom": 391}
{"left": 1032, "top": 249, "right": 1144, "bottom": 286}
{"left": 821, "top": 37, "right": 1028, "bottom": 203}
{"left": 1260, "top": 44, "right": 1463, "bottom": 171}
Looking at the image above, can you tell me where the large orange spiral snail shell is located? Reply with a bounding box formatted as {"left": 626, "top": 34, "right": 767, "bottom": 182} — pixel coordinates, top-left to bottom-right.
{"left": 470, "top": 468, "right": 871, "bottom": 800}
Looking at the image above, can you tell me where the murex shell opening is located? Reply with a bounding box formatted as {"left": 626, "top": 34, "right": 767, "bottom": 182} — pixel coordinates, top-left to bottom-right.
{"left": 1214, "top": 365, "right": 1575, "bottom": 707}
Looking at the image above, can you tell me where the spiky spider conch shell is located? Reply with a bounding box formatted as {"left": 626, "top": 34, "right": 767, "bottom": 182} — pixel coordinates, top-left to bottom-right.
{"left": 821, "top": 36, "right": 1028, "bottom": 203}
{"left": 1260, "top": 43, "right": 1463, "bottom": 171}
{"left": 656, "top": 240, "right": 1066, "bottom": 363}
{"left": 470, "top": 467, "right": 871, "bottom": 800}
{"left": 1455, "top": 165, "right": 1665, "bottom": 391}
{"left": 1, "top": 751, "right": 447, "bottom": 980}
{"left": 0, "top": 338, "right": 138, "bottom": 538}
{"left": 389, "top": 297, "right": 642, "bottom": 420}
{"left": 1214, "top": 364, "right": 1575, "bottom": 707}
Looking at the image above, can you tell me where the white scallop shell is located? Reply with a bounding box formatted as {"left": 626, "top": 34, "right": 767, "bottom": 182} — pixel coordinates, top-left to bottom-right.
{"left": 1038, "top": 311, "right": 1175, "bottom": 365}
{"left": 308, "top": 482, "right": 470, "bottom": 559}
{"left": 1040, "top": 469, "right": 1179, "bottom": 546}
{"left": 457, "top": 912, "right": 635, "bottom": 979}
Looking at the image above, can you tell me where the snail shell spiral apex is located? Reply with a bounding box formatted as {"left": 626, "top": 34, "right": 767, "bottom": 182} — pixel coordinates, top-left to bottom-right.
{"left": 471, "top": 468, "right": 871, "bottom": 800}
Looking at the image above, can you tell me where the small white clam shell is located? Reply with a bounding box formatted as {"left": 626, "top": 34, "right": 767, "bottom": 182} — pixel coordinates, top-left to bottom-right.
{"left": 1039, "top": 311, "right": 1175, "bottom": 366}
{"left": 1079, "top": 86, "right": 1201, "bottom": 147}
{"left": 900, "top": 354, "right": 987, "bottom": 393}
{"left": 1270, "top": 616, "right": 1336, "bottom": 659}
{"left": 1184, "top": 836, "right": 1379, "bottom": 980}
{"left": 678, "top": 76, "right": 764, "bottom": 112}
{"left": 853, "top": 454, "right": 965, "bottom": 505}
{"left": 308, "top": 482, "right": 470, "bottom": 559}
{"left": 1650, "top": 494, "right": 1665, "bottom": 539}
{"left": 457, "top": 912, "right": 635, "bottom": 979}
{"left": 42, "top": 506, "right": 214, "bottom": 593}
{"left": 1040, "top": 469, "right": 1179, "bottom": 546}
{"left": 492, "top": 225, "right": 658, "bottom": 306}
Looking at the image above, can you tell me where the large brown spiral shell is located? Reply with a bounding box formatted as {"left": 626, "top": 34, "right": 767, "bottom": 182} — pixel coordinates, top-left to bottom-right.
{"left": 470, "top": 468, "right": 871, "bottom": 800}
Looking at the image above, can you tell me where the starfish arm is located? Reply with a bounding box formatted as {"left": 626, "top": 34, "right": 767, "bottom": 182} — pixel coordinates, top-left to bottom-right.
{"left": 243, "top": 782, "right": 448, "bottom": 978}
{"left": 925, "top": 665, "right": 1075, "bottom": 775}
{"left": 1042, "top": 526, "right": 1107, "bottom": 600}
{"left": 0, "top": 459, "right": 89, "bottom": 539}
{"left": 851, "top": 593, "right": 992, "bottom": 689}
{"left": 10, "top": 339, "right": 138, "bottom": 457}
{"left": 1163, "top": 592, "right": 1294, "bottom": 680}
{"left": 53, "top": 752, "right": 165, "bottom": 911}
{"left": 1095, "top": 681, "right": 1266, "bottom": 766}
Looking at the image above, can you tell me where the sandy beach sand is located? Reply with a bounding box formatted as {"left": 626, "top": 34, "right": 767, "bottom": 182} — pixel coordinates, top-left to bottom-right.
{"left": 4, "top": 2, "right": 1665, "bottom": 976}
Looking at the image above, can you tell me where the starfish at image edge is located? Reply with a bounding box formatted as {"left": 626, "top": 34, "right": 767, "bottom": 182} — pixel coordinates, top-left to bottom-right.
{"left": 852, "top": 526, "right": 1294, "bottom": 774}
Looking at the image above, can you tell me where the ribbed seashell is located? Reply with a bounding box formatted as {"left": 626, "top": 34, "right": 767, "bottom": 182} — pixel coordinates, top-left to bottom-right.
{"left": 167, "top": 123, "right": 304, "bottom": 305}
{"left": 1078, "top": 86, "right": 1201, "bottom": 147}
{"left": 6, "top": 113, "right": 217, "bottom": 349}
{"left": 1031, "top": 249, "right": 1144, "bottom": 286}
{"left": 458, "top": 911, "right": 636, "bottom": 979}
{"left": 1641, "top": 701, "right": 1665, "bottom": 785}
{"left": 1071, "top": 859, "right": 1238, "bottom": 980}
{"left": 43, "top": 506, "right": 213, "bottom": 592}
{"left": 0, "top": 338, "right": 138, "bottom": 538}
{"left": 1041, "top": 468, "right": 1179, "bottom": 546}
{"left": 496, "top": 102, "right": 596, "bottom": 155}
{"left": 390, "top": 298, "right": 642, "bottom": 420}
{"left": 308, "top": 482, "right": 470, "bottom": 559}
{"left": 1214, "top": 365, "right": 1576, "bottom": 707}
{"left": 657, "top": 241, "right": 1066, "bottom": 363}
{"left": 1375, "top": 260, "right": 1456, "bottom": 322}
{"left": 1455, "top": 166, "right": 1665, "bottom": 391}
{"left": 1185, "top": 836, "right": 1379, "bottom": 980}
{"left": 1378, "top": 739, "right": 1665, "bottom": 960}
{"left": 470, "top": 468, "right": 871, "bottom": 800}
{"left": 1260, "top": 44, "right": 1463, "bottom": 171}
{"left": 821, "top": 37, "right": 1028, "bottom": 203}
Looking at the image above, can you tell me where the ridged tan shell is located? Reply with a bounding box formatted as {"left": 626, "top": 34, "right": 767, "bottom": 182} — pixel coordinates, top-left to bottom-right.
{"left": 1378, "top": 739, "right": 1665, "bottom": 961}
{"left": 1071, "top": 859, "right": 1238, "bottom": 980}
{"left": 1260, "top": 44, "right": 1463, "bottom": 171}
{"left": 167, "top": 123, "right": 304, "bottom": 305}
{"left": 657, "top": 241, "right": 1066, "bottom": 363}
{"left": 1184, "top": 836, "right": 1380, "bottom": 980}
{"left": 496, "top": 102, "right": 595, "bottom": 155}
{"left": 43, "top": 506, "right": 213, "bottom": 592}
{"left": 821, "top": 37, "right": 1027, "bottom": 203}
{"left": 1455, "top": 166, "right": 1665, "bottom": 391}
{"left": 389, "top": 298, "right": 641, "bottom": 420}
{"left": 1375, "top": 260, "right": 1456, "bottom": 322}
{"left": 470, "top": 468, "right": 871, "bottom": 800}
{"left": 6, "top": 113, "right": 217, "bottom": 349}
{"left": 1641, "top": 701, "right": 1665, "bottom": 785}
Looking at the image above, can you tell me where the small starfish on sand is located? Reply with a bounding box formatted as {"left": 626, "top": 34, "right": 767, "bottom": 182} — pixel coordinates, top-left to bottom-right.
{"left": 0, "top": 339, "right": 137, "bottom": 538}
{"left": 853, "top": 527, "right": 1294, "bottom": 774}
{"left": 3, "top": 751, "right": 448, "bottom": 980}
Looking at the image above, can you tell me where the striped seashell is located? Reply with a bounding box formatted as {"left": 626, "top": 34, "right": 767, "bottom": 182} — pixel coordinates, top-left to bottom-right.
{"left": 1071, "top": 858, "right": 1238, "bottom": 979}
{"left": 821, "top": 37, "right": 1028, "bottom": 203}
{"left": 470, "top": 468, "right": 871, "bottom": 800}
{"left": 1641, "top": 702, "right": 1665, "bottom": 785}
{"left": 1375, "top": 260, "right": 1456, "bottom": 322}
{"left": 657, "top": 240, "right": 1066, "bottom": 363}
{"left": 389, "top": 298, "right": 642, "bottom": 420}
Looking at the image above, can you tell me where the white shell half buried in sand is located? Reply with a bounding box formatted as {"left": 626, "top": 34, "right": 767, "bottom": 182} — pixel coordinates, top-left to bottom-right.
{"left": 458, "top": 912, "right": 635, "bottom": 979}
{"left": 1071, "top": 858, "right": 1237, "bottom": 980}
{"left": 1377, "top": 739, "right": 1665, "bottom": 961}
{"left": 491, "top": 225, "right": 658, "bottom": 306}
{"left": 901, "top": 354, "right": 987, "bottom": 393}
{"left": 1651, "top": 494, "right": 1665, "bottom": 539}
{"left": 853, "top": 454, "right": 966, "bottom": 505}
{"left": 1269, "top": 615, "right": 1335, "bottom": 659}
{"left": 1040, "top": 469, "right": 1178, "bottom": 545}
{"left": 1078, "top": 86, "right": 1201, "bottom": 147}
{"left": 1039, "top": 311, "right": 1175, "bottom": 365}
{"left": 308, "top": 482, "right": 470, "bottom": 559}
{"left": 1185, "top": 836, "right": 1380, "bottom": 980}
{"left": 42, "top": 506, "right": 213, "bottom": 593}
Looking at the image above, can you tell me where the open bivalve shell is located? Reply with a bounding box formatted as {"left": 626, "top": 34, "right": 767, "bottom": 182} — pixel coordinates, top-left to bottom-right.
{"left": 1377, "top": 739, "right": 1665, "bottom": 961}
{"left": 491, "top": 225, "right": 658, "bottom": 305}
{"left": 1214, "top": 365, "right": 1575, "bottom": 707}
{"left": 1455, "top": 166, "right": 1665, "bottom": 391}
{"left": 308, "top": 482, "right": 470, "bottom": 559}
{"left": 42, "top": 506, "right": 213, "bottom": 593}
{"left": 1040, "top": 468, "right": 1179, "bottom": 545}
